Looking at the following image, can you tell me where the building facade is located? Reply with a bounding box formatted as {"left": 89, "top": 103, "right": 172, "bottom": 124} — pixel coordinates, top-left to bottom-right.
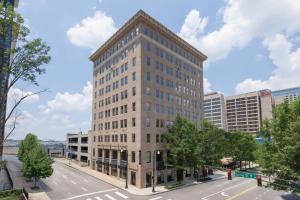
{"left": 66, "top": 132, "right": 91, "bottom": 166}
{"left": 89, "top": 10, "right": 207, "bottom": 188}
{"left": 272, "top": 86, "right": 300, "bottom": 106}
{"left": 204, "top": 92, "right": 227, "bottom": 130}
{"left": 226, "top": 90, "right": 273, "bottom": 133}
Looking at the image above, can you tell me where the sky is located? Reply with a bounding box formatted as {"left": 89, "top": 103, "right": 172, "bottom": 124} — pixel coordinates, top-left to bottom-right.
{"left": 6, "top": 0, "right": 300, "bottom": 141}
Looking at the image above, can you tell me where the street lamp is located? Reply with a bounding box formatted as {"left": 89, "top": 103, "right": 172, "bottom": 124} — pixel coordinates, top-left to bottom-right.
{"left": 152, "top": 150, "right": 160, "bottom": 192}
{"left": 120, "top": 148, "right": 128, "bottom": 189}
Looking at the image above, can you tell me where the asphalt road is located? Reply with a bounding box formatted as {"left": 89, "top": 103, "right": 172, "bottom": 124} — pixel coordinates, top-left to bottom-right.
{"left": 4, "top": 155, "right": 300, "bottom": 200}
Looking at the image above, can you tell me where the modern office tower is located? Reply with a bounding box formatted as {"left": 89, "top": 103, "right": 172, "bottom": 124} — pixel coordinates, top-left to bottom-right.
{"left": 204, "top": 92, "right": 227, "bottom": 130}
{"left": 226, "top": 89, "right": 273, "bottom": 133}
{"left": 272, "top": 86, "right": 300, "bottom": 106}
{"left": 89, "top": 10, "right": 207, "bottom": 188}
{"left": 66, "top": 131, "right": 91, "bottom": 166}
{"left": 0, "top": 0, "right": 19, "bottom": 159}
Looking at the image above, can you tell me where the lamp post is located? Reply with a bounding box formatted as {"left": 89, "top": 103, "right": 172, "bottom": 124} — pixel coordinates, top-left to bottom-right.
{"left": 152, "top": 150, "right": 160, "bottom": 192}
{"left": 120, "top": 148, "right": 128, "bottom": 189}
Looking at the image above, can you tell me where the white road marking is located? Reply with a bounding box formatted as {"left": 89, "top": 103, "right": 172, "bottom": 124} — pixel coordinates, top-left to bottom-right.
{"left": 201, "top": 179, "right": 254, "bottom": 200}
{"left": 221, "top": 192, "right": 230, "bottom": 197}
{"left": 114, "top": 191, "right": 128, "bottom": 199}
{"left": 61, "top": 188, "right": 118, "bottom": 200}
{"left": 148, "top": 197, "right": 163, "bottom": 200}
{"left": 81, "top": 187, "right": 88, "bottom": 192}
{"left": 52, "top": 180, "right": 58, "bottom": 185}
{"left": 86, "top": 199, "right": 92, "bottom": 200}
{"left": 105, "top": 194, "right": 116, "bottom": 200}
{"left": 94, "top": 197, "right": 103, "bottom": 200}
{"left": 71, "top": 180, "right": 76, "bottom": 184}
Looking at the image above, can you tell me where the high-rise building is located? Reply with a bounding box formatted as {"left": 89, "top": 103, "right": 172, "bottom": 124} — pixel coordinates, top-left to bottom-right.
{"left": 89, "top": 10, "right": 207, "bottom": 188}
{"left": 272, "top": 86, "right": 300, "bottom": 106}
{"left": 226, "top": 90, "right": 273, "bottom": 133}
{"left": 204, "top": 92, "right": 227, "bottom": 130}
{"left": 0, "top": 0, "right": 19, "bottom": 158}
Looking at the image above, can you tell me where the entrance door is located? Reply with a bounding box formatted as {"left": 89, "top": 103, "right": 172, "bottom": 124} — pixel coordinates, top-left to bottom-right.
{"left": 146, "top": 172, "right": 152, "bottom": 187}
{"left": 131, "top": 171, "right": 136, "bottom": 186}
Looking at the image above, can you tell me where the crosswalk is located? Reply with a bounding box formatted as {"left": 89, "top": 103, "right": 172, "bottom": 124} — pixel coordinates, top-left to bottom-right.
{"left": 82, "top": 191, "right": 129, "bottom": 200}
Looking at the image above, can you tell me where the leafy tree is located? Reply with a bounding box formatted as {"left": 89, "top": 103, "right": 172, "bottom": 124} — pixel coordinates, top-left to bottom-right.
{"left": 19, "top": 133, "right": 53, "bottom": 188}
{"left": 17, "top": 133, "right": 39, "bottom": 162}
{"left": 259, "top": 100, "right": 300, "bottom": 192}
{"left": 227, "top": 132, "right": 256, "bottom": 170}
{"left": 164, "top": 115, "right": 199, "bottom": 181}
{"left": 0, "top": 1, "right": 51, "bottom": 159}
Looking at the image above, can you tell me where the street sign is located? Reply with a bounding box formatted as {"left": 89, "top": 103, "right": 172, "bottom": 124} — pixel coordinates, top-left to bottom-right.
{"left": 234, "top": 171, "right": 257, "bottom": 179}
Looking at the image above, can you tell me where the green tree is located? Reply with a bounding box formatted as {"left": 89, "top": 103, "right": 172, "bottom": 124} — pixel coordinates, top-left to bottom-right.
{"left": 19, "top": 133, "right": 53, "bottom": 188}
{"left": 259, "top": 100, "right": 300, "bottom": 192}
{"left": 0, "top": 2, "right": 51, "bottom": 159}
{"left": 164, "top": 115, "right": 199, "bottom": 181}
{"left": 227, "top": 132, "right": 256, "bottom": 170}
{"left": 17, "top": 133, "right": 39, "bottom": 162}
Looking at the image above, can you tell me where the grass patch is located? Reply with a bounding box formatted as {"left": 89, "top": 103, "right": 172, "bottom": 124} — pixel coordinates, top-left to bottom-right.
{"left": 1, "top": 193, "right": 19, "bottom": 200}
{"left": 0, "top": 189, "right": 22, "bottom": 200}
{"left": 165, "top": 182, "right": 184, "bottom": 189}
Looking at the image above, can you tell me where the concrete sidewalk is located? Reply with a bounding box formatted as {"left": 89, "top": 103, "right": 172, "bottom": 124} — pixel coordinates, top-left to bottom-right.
{"left": 4, "top": 155, "right": 50, "bottom": 200}
{"left": 55, "top": 158, "right": 227, "bottom": 196}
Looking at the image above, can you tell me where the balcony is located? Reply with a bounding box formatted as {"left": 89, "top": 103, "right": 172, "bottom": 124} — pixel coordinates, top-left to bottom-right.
{"left": 120, "top": 160, "right": 128, "bottom": 167}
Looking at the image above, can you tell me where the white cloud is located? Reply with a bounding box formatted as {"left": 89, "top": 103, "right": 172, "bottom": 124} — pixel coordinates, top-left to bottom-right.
{"left": 44, "top": 82, "right": 92, "bottom": 113}
{"left": 179, "top": 0, "right": 300, "bottom": 62}
{"left": 235, "top": 34, "right": 300, "bottom": 94}
{"left": 8, "top": 87, "right": 40, "bottom": 104}
{"left": 67, "top": 11, "right": 117, "bottom": 49}
{"left": 203, "top": 78, "right": 213, "bottom": 94}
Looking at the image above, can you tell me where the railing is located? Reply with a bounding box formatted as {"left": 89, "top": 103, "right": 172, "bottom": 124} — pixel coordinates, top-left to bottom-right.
{"left": 4, "top": 164, "right": 13, "bottom": 188}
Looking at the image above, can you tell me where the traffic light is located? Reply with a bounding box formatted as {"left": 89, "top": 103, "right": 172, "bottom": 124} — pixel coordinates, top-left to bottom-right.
{"left": 227, "top": 169, "right": 232, "bottom": 180}
{"left": 257, "top": 175, "right": 262, "bottom": 186}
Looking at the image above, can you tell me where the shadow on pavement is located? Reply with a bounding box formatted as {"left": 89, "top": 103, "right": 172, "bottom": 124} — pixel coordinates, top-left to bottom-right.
{"left": 281, "top": 193, "right": 300, "bottom": 200}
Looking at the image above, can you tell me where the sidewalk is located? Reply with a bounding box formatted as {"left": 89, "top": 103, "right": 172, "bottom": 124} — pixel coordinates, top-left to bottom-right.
{"left": 4, "top": 155, "right": 50, "bottom": 200}
{"left": 55, "top": 158, "right": 227, "bottom": 196}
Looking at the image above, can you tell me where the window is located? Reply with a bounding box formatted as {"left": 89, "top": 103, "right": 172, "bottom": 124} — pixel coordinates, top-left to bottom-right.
{"left": 156, "top": 134, "right": 159, "bottom": 143}
{"left": 146, "top": 87, "right": 150, "bottom": 95}
{"left": 145, "top": 102, "right": 150, "bottom": 111}
{"left": 156, "top": 119, "right": 160, "bottom": 128}
{"left": 132, "top": 118, "right": 136, "bottom": 127}
{"left": 132, "top": 102, "right": 136, "bottom": 111}
{"left": 132, "top": 72, "right": 136, "bottom": 81}
{"left": 132, "top": 87, "right": 136, "bottom": 96}
{"left": 139, "top": 150, "right": 141, "bottom": 165}
{"left": 147, "top": 134, "right": 150, "bottom": 143}
{"left": 146, "top": 118, "right": 150, "bottom": 127}
{"left": 93, "top": 148, "right": 95, "bottom": 156}
{"left": 161, "top": 134, "right": 164, "bottom": 143}
{"left": 132, "top": 133, "right": 136, "bottom": 143}
{"left": 132, "top": 151, "right": 136, "bottom": 163}
{"left": 132, "top": 57, "right": 136, "bottom": 67}
{"left": 146, "top": 56, "right": 151, "bottom": 66}
{"left": 146, "top": 71, "right": 151, "bottom": 81}
{"left": 124, "top": 134, "right": 127, "bottom": 142}
{"left": 146, "top": 151, "right": 151, "bottom": 163}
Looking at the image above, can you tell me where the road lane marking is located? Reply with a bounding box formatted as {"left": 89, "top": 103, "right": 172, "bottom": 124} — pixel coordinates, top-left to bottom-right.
{"left": 71, "top": 180, "right": 76, "bottom": 184}
{"left": 221, "top": 192, "right": 230, "bottom": 197}
{"left": 148, "top": 197, "right": 163, "bottom": 200}
{"left": 94, "top": 197, "right": 103, "bottom": 200}
{"left": 61, "top": 188, "right": 118, "bottom": 200}
{"left": 226, "top": 185, "right": 256, "bottom": 200}
{"left": 81, "top": 187, "right": 88, "bottom": 192}
{"left": 105, "top": 194, "right": 116, "bottom": 200}
{"left": 114, "top": 191, "right": 128, "bottom": 199}
{"left": 201, "top": 179, "right": 254, "bottom": 200}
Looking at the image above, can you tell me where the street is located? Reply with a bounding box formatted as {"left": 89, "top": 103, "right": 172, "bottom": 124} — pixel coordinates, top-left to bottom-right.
{"left": 43, "top": 161, "right": 300, "bottom": 200}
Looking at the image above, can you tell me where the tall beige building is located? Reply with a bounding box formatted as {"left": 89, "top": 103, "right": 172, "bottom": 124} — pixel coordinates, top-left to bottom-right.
{"left": 204, "top": 92, "right": 227, "bottom": 130}
{"left": 226, "top": 90, "right": 273, "bottom": 133}
{"left": 89, "top": 10, "right": 207, "bottom": 188}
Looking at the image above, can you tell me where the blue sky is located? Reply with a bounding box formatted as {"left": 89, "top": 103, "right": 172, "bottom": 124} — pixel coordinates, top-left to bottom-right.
{"left": 7, "top": 0, "right": 300, "bottom": 141}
